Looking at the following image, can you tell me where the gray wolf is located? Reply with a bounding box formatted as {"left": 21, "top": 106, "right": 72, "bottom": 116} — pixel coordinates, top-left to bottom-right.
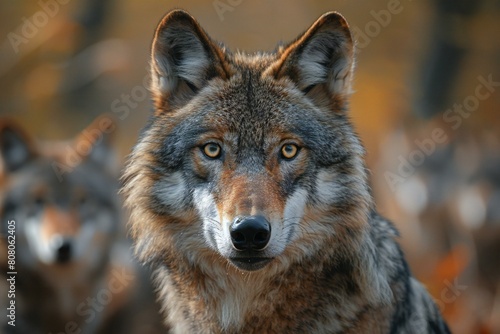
{"left": 0, "top": 117, "right": 164, "bottom": 333}
{"left": 122, "top": 9, "right": 451, "bottom": 333}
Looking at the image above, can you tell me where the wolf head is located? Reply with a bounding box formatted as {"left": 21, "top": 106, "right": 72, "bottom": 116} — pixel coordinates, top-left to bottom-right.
{"left": 0, "top": 117, "right": 120, "bottom": 274}
{"left": 123, "top": 10, "right": 371, "bottom": 273}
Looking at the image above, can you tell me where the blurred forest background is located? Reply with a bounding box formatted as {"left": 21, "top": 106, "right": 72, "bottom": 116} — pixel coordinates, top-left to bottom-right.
{"left": 1, "top": 0, "right": 499, "bottom": 333}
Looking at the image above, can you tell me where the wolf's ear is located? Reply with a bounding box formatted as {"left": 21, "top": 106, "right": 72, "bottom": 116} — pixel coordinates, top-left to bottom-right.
{"left": 150, "top": 9, "right": 231, "bottom": 110}
{"left": 266, "top": 12, "right": 354, "bottom": 107}
{"left": 0, "top": 120, "right": 36, "bottom": 174}
{"left": 74, "top": 115, "right": 117, "bottom": 171}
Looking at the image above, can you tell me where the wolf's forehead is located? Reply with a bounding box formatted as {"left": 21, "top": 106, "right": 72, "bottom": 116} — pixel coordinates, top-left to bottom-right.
{"left": 185, "top": 91, "right": 282, "bottom": 138}
{"left": 166, "top": 69, "right": 333, "bottom": 148}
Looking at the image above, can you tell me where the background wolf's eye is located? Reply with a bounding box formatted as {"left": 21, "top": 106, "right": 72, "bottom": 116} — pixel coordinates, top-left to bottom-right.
{"left": 202, "top": 143, "right": 222, "bottom": 159}
{"left": 281, "top": 144, "right": 299, "bottom": 160}
{"left": 33, "top": 195, "right": 46, "bottom": 209}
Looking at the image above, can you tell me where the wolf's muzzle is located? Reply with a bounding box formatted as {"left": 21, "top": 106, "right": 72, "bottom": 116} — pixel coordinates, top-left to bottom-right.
{"left": 230, "top": 215, "right": 271, "bottom": 251}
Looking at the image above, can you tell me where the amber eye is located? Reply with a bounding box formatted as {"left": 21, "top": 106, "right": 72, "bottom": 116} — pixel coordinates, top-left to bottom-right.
{"left": 281, "top": 144, "right": 299, "bottom": 160}
{"left": 202, "top": 143, "right": 222, "bottom": 159}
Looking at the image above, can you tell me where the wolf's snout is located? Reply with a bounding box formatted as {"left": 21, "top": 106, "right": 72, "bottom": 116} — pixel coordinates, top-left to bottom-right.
{"left": 230, "top": 215, "right": 271, "bottom": 251}
{"left": 55, "top": 240, "right": 72, "bottom": 264}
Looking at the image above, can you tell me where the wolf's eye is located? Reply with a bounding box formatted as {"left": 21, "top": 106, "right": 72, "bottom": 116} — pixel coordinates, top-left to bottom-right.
{"left": 202, "top": 143, "right": 222, "bottom": 159}
{"left": 281, "top": 144, "right": 299, "bottom": 160}
{"left": 77, "top": 195, "right": 88, "bottom": 206}
{"left": 34, "top": 196, "right": 46, "bottom": 207}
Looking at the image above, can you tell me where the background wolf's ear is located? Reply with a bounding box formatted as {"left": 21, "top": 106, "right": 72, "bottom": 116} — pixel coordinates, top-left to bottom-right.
{"left": 74, "top": 115, "right": 117, "bottom": 172}
{"left": 266, "top": 12, "right": 354, "bottom": 107}
{"left": 150, "top": 9, "right": 231, "bottom": 110}
{"left": 0, "top": 120, "right": 36, "bottom": 174}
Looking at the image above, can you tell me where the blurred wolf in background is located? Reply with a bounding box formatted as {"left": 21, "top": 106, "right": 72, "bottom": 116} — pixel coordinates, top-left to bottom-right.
{"left": 122, "top": 9, "right": 450, "bottom": 333}
{"left": 0, "top": 117, "right": 164, "bottom": 334}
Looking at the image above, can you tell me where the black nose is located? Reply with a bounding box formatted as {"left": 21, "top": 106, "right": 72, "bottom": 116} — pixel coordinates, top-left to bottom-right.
{"left": 56, "top": 241, "right": 72, "bottom": 263}
{"left": 230, "top": 215, "right": 271, "bottom": 251}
